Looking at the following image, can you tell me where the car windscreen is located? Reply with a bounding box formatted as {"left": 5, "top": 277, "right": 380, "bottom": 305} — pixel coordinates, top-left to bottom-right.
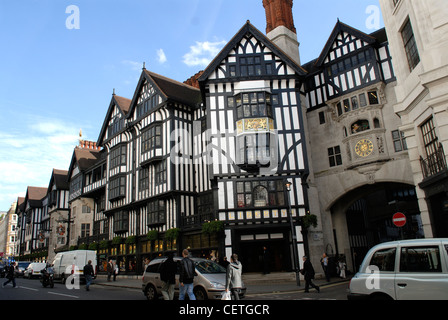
{"left": 18, "top": 262, "right": 30, "bottom": 269}
{"left": 195, "top": 261, "right": 226, "bottom": 274}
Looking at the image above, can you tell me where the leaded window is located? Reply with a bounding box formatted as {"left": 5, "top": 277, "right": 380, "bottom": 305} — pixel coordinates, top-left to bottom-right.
{"left": 141, "top": 125, "right": 162, "bottom": 153}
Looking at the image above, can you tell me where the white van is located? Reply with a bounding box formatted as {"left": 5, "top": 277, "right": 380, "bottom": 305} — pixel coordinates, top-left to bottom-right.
{"left": 24, "top": 262, "right": 47, "bottom": 279}
{"left": 52, "top": 250, "right": 97, "bottom": 283}
{"left": 348, "top": 239, "right": 448, "bottom": 300}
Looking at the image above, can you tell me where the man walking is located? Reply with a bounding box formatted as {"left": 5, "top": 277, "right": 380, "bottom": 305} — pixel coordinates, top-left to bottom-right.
{"left": 83, "top": 260, "right": 94, "bottom": 291}
{"left": 160, "top": 253, "right": 177, "bottom": 300}
{"left": 107, "top": 259, "right": 114, "bottom": 282}
{"left": 225, "top": 254, "right": 243, "bottom": 300}
{"left": 301, "top": 256, "right": 320, "bottom": 293}
{"left": 179, "top": 249, "right": 196, "bottom": 300}
{"left": 2, "top": 262, "right": 18, "bottom": 288}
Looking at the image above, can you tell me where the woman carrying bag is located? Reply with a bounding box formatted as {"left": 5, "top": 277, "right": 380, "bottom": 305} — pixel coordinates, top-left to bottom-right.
{"left": 225, "top": 254, "right": 243, "bottom": 300}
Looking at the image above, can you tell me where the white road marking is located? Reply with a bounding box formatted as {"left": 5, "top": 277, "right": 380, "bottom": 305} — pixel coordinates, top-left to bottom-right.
{"left": 47, "top": 291, "right": 79, "bottom": 299}
{"left": 18, "top": 286, "right": 39, "bottom": 291}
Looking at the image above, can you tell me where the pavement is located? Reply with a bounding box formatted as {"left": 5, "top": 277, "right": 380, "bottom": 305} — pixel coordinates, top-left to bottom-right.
{"left": 93, "top": 272, "right": 351, "bottom": 295}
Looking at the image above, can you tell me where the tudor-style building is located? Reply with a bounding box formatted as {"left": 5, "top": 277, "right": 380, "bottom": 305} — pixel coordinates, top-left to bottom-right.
{"left": 91, "top": 70, "right": 201, "bottom": 273}
{"left": 16, "top": 186, "right": 47, "bottom": 257}
{"left": 67, "top": 140, "right": 102, "bottom": 250}
{"left": 197, "top": 20, "right": 309, "bottom": 272}
{"left": 13, "top": 0, "right": 447, "bottom": 276}
{"left": 45, "top": 169, "right": 70, "bottom": 261}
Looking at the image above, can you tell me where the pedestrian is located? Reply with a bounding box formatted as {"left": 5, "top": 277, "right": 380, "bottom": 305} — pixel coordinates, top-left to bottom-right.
{"left": 83, "top": 260, "right": 94, "bottom": 291}
{"left": 143, "top": 257, "right": 150, "bottom": 269}
{"left": 262, "top": 246, "right": 270, "bottom": 274}
{"left": 338, "top": 256, "right": 346, "bottom": 279}
{"left": 320, "top": 253, "right": 330, "bottom": 282}
{"left": 220, "top": 256, "right": 230, "bottom": 269}
{"left": 225, "top": 253, "right": 243, "bottom": 300}
{"left": 2, "top": 262, "right": 18, "bottom": 289}
{"left": 179, "top": 249, "right": 197, "bottom": 300}
{"left": 107, "top": 259, "right": 114, "bottom": 282}
{"left": 113, "top": 261, "right": 118, "bottom": 281}
{"left": 160, "top": 253, "right": 177, "bottom": 300}
{"left": 300, "top": 256, "right": 320, "bottom": 293}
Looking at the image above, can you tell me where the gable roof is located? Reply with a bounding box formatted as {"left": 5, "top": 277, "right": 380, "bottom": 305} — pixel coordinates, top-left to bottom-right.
{"left": 25, "top": 186, "right": 47, "bottom": 208}
{"left": 126, "top": 69, "right": 202, "bottom": 119}
{"left": 198, "top": 20, "right": 307, "bottom": 83}
{"left": 314, "top": 20, "right": 378, "bottom": 67}
{"left": 47, "top": 169, "right": 69, "bottom": 193}
{"left": 97, "top": 94, "right": 131, "bottom": 146}
{"left": 67, "top": 145, "right": 102, "bottom": 180}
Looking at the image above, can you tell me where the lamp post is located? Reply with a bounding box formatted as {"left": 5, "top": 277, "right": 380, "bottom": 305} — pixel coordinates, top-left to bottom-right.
{"left": 285, "top": 181, "right": 300, "bottom": 286}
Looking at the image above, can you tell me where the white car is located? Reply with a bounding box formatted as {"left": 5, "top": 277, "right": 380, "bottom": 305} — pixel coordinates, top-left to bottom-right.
{"left": 142, "top": 257, "right": 246, "bottom": 300}
{"left": 24, "top": 262, "right": 47, "bottom": 279}
{"left": 348, "top": 239, "right": 448, "bottom": 300}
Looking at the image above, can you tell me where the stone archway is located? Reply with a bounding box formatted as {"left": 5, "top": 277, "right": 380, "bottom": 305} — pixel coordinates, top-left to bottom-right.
{"left": 330, "top": 182, "right": 423, "bottom": 273}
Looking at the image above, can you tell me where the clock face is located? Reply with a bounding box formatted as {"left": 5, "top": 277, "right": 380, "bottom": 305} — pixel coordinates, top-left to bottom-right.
{"left": 355, "top": 139, "right": 374, "bottom": 157}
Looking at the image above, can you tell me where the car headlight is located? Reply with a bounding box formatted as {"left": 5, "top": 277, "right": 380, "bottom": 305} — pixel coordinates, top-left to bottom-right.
{"left": 210, "top": 281, "right": 225, "bottom": 289}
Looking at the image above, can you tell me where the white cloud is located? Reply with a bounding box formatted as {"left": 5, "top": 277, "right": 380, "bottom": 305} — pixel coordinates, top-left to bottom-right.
{"left": 157, "top": 49, "right": 167, "bottom": 64}
{"left": 0, "top": 115, "right": 80, "bottom": 210}
{"left": 182, "top": 40, "right": 227, "bottom": 67}
{"left": 122, "top": 60, "right": 143, "bottom": 71}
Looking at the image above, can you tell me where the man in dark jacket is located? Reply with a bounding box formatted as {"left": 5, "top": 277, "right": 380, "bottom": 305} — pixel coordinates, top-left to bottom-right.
{"left": 179, "top": 249, "right": 196, "bottom": 300}
{"left": 160, "top": 253, "right": 177, "bottom": 300}
{"left": 301, "top": 256, "right": 320, "bottom": 293}
{"left": 2, "top": 262, "right": 17, "bottom": 288}
{"left": 83, "top": 260, "right": 95, "bottom": 291}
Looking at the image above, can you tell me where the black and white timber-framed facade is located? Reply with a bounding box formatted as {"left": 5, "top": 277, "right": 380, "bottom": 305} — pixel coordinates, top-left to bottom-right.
{"left": 196, "top": 21, "right": 310, "bottom": 272}
{"left": 13, "top": 0, "right": 447, "bottom": 277}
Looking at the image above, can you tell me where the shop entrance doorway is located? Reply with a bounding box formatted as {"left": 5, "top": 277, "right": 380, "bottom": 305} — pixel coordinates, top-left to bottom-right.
{"left": 238, "top": 237, "right": 290, "bottom": 273}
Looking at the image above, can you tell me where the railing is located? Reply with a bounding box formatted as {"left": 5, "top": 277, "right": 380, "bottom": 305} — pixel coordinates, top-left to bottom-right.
{"left": 420, "top": 143, "right": 447, "bottom": 179}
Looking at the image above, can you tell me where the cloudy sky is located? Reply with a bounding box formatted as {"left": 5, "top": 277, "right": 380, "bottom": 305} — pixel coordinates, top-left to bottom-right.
{"left": 0, "top": 0, "right": 383, "bottom": 210}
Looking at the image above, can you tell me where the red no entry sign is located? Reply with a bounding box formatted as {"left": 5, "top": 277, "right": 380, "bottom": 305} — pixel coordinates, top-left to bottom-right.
{"left": 393, "top": 212, "right": 407, "bottom": 227}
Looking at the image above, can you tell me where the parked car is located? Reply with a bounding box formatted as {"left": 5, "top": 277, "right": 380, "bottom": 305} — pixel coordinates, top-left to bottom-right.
{"left": 15, "top": 262, "right": 31, "bottom": 277}
{"left": 142, "top": 257, "right": 246, "bottom": 300}
{"left": 348, "top": 239, "right": 448, "bottom": 300}
{"left": 24, "top": 262, "right": 47, "bottom": 279}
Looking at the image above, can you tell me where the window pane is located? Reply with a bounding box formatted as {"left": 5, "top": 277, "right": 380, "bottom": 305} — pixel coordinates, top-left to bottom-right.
{"left": 400, "top": 247, "right": 442, "bottom": 272}
{"left": 369, "top": 248, "right": 396, "bottom": 272}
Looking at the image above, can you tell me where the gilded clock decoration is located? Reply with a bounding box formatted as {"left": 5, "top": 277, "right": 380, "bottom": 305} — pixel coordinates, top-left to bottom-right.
{"left": 355, "top": 139, "right": 374, "bottom": 157}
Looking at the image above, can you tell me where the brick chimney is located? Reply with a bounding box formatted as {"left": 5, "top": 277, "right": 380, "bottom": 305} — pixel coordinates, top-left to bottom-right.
{"left": 78, "top": 140, "right": 101, "bottom": 151}
{"left": 263, "top": 0, "right": 300, "bottom": 65}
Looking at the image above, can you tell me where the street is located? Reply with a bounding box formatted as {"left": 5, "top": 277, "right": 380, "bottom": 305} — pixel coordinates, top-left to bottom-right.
{"left": 0, "top": 278, "right": 143, "bottom": 300}
{"left": 245, "top": 281, "right": 349, "bottom": 300}
{"left": 0, "top": 276, "right": 349, "bottom": 301}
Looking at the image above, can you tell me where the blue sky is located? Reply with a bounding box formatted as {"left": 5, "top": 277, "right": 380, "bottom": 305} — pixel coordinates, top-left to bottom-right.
{"left": 0, "top": 0, "right": 383, "bottom": 211}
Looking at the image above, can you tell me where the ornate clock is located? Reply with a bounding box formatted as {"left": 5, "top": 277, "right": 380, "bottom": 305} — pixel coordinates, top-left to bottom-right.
{"left": 355, "top": 139, "right": 374, "bottom": 157}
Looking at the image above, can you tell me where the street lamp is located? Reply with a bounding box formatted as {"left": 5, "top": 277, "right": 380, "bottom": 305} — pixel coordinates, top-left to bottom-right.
{"left": 285, "top": 181, "right": 300, "bottom": 286}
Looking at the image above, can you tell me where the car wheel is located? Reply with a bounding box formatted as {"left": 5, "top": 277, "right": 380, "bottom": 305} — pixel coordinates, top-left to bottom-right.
{"left": 145, "top": 284, "right": 158, "bottom": 301}
{"left": 193, "top": 287, "right": 208, "bottom": 300}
